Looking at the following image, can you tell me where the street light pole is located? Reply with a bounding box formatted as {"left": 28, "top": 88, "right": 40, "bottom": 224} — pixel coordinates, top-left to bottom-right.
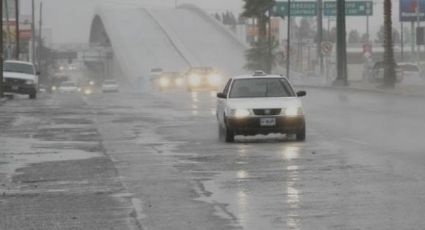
{"left": 1, "top": 0, "right": 4, "bottom": 98}
{"left": 286, "top": 0, "right": 291, "bottom": 79}
{"left": 15, "top": 0, "right": 20, "bottom": 60}
{"left": 333, "top": 0, "right": 348, "bottom": 86}
{"left": 317, "top": 0, "right": 323, "bottom": 74}
{"left": 31, "top": 0, "right": 35, "bottom": 63}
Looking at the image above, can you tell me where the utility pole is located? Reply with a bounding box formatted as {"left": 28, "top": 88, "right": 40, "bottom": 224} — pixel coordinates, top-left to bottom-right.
{"left": 268, "top": 10, "right": 272, "bottom": 74}
{"left": 286, "top": 0, "right": 291, "bottom": 79}
{"left": 317, "top": 0, "right": 323, "bottom": 74}
{"left": 333, "top": 0, "right": 348, "bottom": 86}
{"left": 31, "top": 0, "right": 35, "bottom": 63}
{"left": 5, "top": 0, "right": 12, "bottom": 59}
{"left": 38, "top": 1, "right": 43, "bottom": 69}
{"left": 401, "top": 22, "right": 404, "bottom": 61}
{"left": 416, "top": 0, "right": 421, "bottom": 65}
{"left": 14, "top": 0, "right": 20, "bottom": 60}
{"left": 1, "top": 0, "right": 4, "bottom": 98}
{"left": 366, "top": 15, "right": 369, "bottom": 41}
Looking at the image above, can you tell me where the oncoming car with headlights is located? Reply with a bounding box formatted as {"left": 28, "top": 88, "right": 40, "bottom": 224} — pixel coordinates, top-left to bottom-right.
{"left": 185, "top": 67, "right": 223, "bottom": 92}
{"left": 157, "top": 72, "right": 184, "bottom": 91}
{"left": 216, "top": 74, "right": 306, "bottom": 142}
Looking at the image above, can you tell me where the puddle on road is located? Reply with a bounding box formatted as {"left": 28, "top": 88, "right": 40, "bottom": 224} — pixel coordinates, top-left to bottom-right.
{"left": 0, "top": 137, "right": 102, "bottom": 178}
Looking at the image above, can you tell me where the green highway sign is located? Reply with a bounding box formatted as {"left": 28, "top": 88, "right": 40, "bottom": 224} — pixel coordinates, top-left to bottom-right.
{"left": 272, "top": 1, "right": 373, "bottom": 17}
{"left": 272, "top": 1, "right": 317, "bottom": 17}
{"left": 324, "top": 1, "right": 373, "bottom": 16}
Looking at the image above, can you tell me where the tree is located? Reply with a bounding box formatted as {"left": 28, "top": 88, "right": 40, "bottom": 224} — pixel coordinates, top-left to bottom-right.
{"left": 242, "top": 0, "right": 276, "bottom": 73}
{"left": 348, "top": 30, "right": 360, "bottom": 43}
{"left": 376, "top": 25, "right": 401, "bottom": 44}
{"left": 383, "top": 0, "right": 396, "bottom": 88}
{"left": 298, "top": 17, "right": 315, "bottom": 39}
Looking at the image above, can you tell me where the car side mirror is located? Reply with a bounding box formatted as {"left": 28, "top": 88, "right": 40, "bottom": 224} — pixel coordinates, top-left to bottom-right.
{"left": 217, "top": 92, "right": 226, "bottom": 99}
{"left": 296, "top": 91, "right": 306, "bottom": 97}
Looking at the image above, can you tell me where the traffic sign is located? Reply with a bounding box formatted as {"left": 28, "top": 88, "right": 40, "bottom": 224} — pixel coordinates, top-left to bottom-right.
{"left": 321, "top": 41, "right": 333, "bottom": 56}
{"left": 400, "top": 0, "right": 425, "bottom": 22}
{"left": 273, "top": 1, "right": 373, "bottom": 17}
{"left": 272, "top": 1, "right": 317, "bottom": 17}
{"left": 324, "top": 1, "right": 373, "bottom": 16}
{"left": 362, "top": 42, "right": 373, "bottom": 54}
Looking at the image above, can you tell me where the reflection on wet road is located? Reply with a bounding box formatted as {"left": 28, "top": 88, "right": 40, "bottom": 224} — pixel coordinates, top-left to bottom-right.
{"left": 84, "top": 88, "right": 425, "bottom": 230}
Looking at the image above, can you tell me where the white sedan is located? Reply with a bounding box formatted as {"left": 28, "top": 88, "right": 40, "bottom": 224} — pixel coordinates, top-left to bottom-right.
{"left": 58, "top": 82, "right": 79, "bottom": 93}
{"left": 102, "top": 80, "right": 120, "bottom": 93}
{"left": 216, "top": 73, "right": 306, "bottom": 142}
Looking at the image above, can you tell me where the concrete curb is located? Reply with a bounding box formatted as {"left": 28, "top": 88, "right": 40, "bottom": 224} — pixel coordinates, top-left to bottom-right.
{"left": 0, "top": 95, "right": 12, "bottom": 104}
{"left": 294, "top": 83, "right": 425, "bottom": 98}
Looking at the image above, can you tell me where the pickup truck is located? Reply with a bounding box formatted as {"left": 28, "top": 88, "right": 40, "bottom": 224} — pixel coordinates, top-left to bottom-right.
{"left": 3, "top": 60, "right": 39, "bottom": 99}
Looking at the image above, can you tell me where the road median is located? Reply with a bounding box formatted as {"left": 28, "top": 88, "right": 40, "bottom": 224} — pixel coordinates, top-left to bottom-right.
{"left": 293, "top": 78, "right": 425, "bottom": 97}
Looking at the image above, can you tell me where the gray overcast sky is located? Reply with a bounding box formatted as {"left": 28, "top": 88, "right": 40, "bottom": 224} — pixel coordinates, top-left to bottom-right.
{"left": 22, "top": 0, "right": 402, "bottom": 45}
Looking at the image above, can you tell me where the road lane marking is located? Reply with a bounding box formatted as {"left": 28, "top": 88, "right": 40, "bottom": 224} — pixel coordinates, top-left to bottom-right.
{"left": 341, "top": 137, "right": 369, "bottom": 146}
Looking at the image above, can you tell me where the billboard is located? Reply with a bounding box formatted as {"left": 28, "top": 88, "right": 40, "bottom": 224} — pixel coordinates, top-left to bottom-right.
{"left": 400, "top": 0, "right": 425, "bottom": 21}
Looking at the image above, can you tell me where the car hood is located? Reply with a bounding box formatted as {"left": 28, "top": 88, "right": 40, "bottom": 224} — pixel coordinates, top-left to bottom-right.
{"left": 4, "top": 72, "right": 37, "bottom": 81}
{"left": 226, "top": 97, "right": 302, "bottom": 109}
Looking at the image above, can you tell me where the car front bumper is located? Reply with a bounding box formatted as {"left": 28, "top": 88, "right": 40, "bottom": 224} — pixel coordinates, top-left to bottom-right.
{"left": 226, "top": 116, "right": 305, "bottom": 135}
{"left": 4, "top": 83, "right": 37, "bottom": 95}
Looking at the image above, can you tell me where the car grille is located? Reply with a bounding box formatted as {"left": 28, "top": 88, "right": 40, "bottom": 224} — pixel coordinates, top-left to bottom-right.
{"left": 5, "top": 78, "right": 26, "bottom": 85}
{"left": 253, "top": 109, "right": 281, "bottom": 116}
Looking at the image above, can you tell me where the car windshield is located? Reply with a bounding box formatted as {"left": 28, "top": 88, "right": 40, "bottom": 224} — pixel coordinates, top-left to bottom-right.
{"left": 4, "top": 62, "right": 35, "bottom": 75}
{"left": 229, "top": 78, "right": 295, "bottom": 98}
{"left": 61, "top": 82, "right": 76, "bottom": 87}
{"left": 189, "top": 68, "right": 213, "bottom": 74}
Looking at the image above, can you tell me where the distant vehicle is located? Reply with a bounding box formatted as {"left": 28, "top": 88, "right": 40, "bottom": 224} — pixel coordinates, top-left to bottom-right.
{"left": 102, "top": 80, "right": 120, "bottom": 93}
{"left": 185, "top": 67, "right": 223, "bottom": 92}
{"left": 80, "top": 84, "right": 95, "bottom": 95}
{"left": 398, "top": 63, "right": 424, "bottom": 85}
{"left": 371, "top": 61, "right": 403, "bottom": 83}
{"left": 216, "top": 73, "right": 306, "bottom": 142}
{"left": 150, "top": 68, "right": 163, "bottom": 80}
{"left": 58, "top": 81, "right": 79, "bottom": 93}
{"left": 155, "top": 72, "right": 184, "bottom": 91}
{"left": 3, "top": 60, "right": 39, "bottom": 99}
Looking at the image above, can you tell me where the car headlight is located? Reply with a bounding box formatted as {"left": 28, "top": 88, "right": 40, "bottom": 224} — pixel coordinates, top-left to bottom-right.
{"left": 231, "top": 109, "right": 250, "bottom": 118}
{"left": 51, "top": 86, "right": 57, "bottom": 91}
{"left": 25, "top": 80, "right": 34, "bottom": 85}
{"left": 207, "top": 74, "right": 221, "bottom": 86}
{"left": 283, "top": 106, "right": 303, "bottom": 117}
{"left": 159, "top": 77, "right": 170, "bottom": 87}
{"left": 188, "top": 75, "right": 201, "bottom": 86}
{"left": 89, "top": 81, "right": 95, "bottom": 86}
{"left": 84, "top": 89, "right": 92, "bottom": 95}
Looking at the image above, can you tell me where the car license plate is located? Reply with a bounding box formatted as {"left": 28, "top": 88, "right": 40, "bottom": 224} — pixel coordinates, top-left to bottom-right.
{"left": 12, "top": 86, "right": 19, "bottom": 91}
{"left": 260, "top": 118, "right": 276, "bottom": 126}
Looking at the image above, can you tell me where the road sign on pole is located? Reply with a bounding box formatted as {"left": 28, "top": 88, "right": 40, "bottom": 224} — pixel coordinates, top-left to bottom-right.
{"left": 400, "top": 0, "right": 425, "bottom": 22}
{"left": 272, "top": 1, "right": 317, "bottom": 17}
{"left": 273, "top": 1, "right": 373, "bottom": 17}
{"left": 324, "top": 1, "right": 373, "bottom": 16}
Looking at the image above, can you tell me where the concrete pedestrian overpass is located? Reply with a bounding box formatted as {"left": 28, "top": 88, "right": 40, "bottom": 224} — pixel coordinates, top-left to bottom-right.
{"left": 87, "top": 4, "right": 247, "bottom": 86}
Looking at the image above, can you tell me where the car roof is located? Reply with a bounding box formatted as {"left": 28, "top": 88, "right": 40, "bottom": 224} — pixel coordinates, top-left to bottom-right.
{"left": 230, "top": 74, "right": 289, "bottom": 80}
{"left": 4, "top": 60, "right": 34, "bottom": 66}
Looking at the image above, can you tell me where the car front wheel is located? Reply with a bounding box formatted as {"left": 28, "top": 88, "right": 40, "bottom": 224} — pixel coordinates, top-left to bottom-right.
{"left": 219, "top": 123, "right": 234, "bottom": 143}
{"left": 29, "top": 92, "right": 37, "bottom": 99}
{"left": 295, "top": 126, "right": 306, "bottom": 141}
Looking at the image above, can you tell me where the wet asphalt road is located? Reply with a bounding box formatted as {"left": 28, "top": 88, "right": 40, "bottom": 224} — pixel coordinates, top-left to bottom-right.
{"left": 1, "top": 88, "right": 425, "bottom": 229}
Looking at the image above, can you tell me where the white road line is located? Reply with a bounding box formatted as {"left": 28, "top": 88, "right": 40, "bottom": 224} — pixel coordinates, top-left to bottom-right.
{"left": 341, "top": 137, "right": 369, "bottom": 146}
